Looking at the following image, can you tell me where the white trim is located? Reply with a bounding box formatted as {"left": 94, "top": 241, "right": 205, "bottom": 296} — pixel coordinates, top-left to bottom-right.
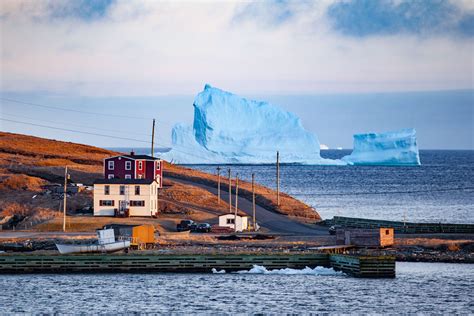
{"left": 108, "top": 174, "right": 114, "bottom": 179}
{"left": 125, "top": 175, "right": 132, "bottom": 179}
{"left": 125, "top": 161, "right": 132, "bottom": 170}
{"left": 138, "top": 161, "right": 143, "bottom": 170}
{"left": 108, "top": 160, "right": 114, "bottom": 170}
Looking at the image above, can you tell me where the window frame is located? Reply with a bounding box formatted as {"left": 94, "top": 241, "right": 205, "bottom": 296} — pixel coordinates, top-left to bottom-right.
{"left": 125, "top": 161, "right": 132, "bottom": 170}
{"left": 108, "top": 160, "right": 114, "bottom": 170}
{"left": 135, "top": 185, "right": 140, "bottom": 195}
{"left": 108, "top": 174, "right": 114, "bottom": 179}
{"left": 99, "top": 200, "right": 114, "bottom": 206}
{"left": 119, "top": 185, "right": 125, "bottom": 195}
{"left": 138, "top": 161, "right": 143, "bottom": 170}
{"left": 125, "top": 175, "right": 132, "bottom": 179}
{"left": 104, "top": 185, "right": 110, "bottom": 195}
{"left": 130, "top": 200, "right": 145, "bottom": 207}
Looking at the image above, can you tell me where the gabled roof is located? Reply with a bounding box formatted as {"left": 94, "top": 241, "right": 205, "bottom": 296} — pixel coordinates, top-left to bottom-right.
{"left": 123, "top": 154, "right": 160, "bottom": 160}
{"left": 94, "top": 179, "right": 157, "bottom": 185}
{"left": 104, "top": 154, "right": 160, "bottom": 161}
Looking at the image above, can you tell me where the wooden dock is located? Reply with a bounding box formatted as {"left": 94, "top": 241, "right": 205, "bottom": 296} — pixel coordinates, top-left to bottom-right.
{"left": 330, "top": 254, "right": 396, "bottom": 278}
{"left": 0, "top": 253, "right": 395, "bottom": 278}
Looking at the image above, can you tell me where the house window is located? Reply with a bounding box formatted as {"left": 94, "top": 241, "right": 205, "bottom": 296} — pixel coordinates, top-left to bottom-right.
{"left": 138, "top": 161, "right": 143, "bottom": 170}
{"left": 135, "top": 186, "right": 140, "bottom": 195}
{"left": 125, "top": 161, "right": 131, "bottom": 170}
{"left": 156, "top": 161, "right": 160, "bottom": 170}
{"left": 99, "top": 200, "right": 114, "bottom": 206}
{"left": 226, "top": 218, "right": 235, "bottom": 224}
{"left": 130, "top": 200, "right": 145, "bottom": 207}
{"left": 138, "top": 174, "right": 143, "bottom": 179}
{"left": 104, "top": 185, "right": 110, "bottom": 195}
{"left": 108, "top": 174, "right": 114, "bottom": 179}
{"left": 386, "top": 229, "right": 390, "bottom": 235}
{"left": 125, "top": 175, "right": 131, "bottom": 179}
{"left": 120, "top": 186, "right": 125, "bottom": 195}
{"left": 108, "top": 161, "right": 114, "bottom": 170}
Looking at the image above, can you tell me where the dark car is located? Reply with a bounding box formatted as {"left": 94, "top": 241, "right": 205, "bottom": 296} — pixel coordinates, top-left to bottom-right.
{"left": 329, "top": 225, "right": 341, "bottom": 235}
{"left": 177, "top": 220, "right": 195, "bottom": 232}
{"left": 195, "top": 223, "right": 211, "bottom": 233}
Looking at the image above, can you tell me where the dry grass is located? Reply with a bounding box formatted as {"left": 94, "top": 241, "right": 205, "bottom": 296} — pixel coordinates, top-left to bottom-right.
{"left": 164, "top": 163, "right": 321, "bottom": 221}
{"left": 0, "top": 131, "right": 320, "bottom": 234}
{"left": 0, "top": 174, "right": 46, "bottom": 191}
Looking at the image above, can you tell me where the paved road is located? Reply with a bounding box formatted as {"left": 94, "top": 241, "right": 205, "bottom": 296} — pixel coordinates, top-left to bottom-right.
{"left": 170, "top": 177, "right": 328, "bottom": 236}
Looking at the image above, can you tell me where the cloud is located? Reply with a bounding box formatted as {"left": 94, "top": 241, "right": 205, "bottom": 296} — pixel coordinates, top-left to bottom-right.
{"left": 0, "top": 0, "right": 116, "bottom": 21}
{"left": 327, "top": 0, "right": 474, "bottom": 37}
{"left": 0, "top": 0, "right": 472, "bottom": 96}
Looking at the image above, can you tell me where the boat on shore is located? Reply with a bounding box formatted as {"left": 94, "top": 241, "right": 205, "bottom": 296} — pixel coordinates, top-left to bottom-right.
{"left": 55, "top": 228, "right": 130, "bottom": 254}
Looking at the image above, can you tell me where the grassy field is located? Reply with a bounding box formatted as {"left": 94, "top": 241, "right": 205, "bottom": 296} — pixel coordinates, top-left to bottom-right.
{"left": 0, "top": 131, "right": 321, "bottom": 232}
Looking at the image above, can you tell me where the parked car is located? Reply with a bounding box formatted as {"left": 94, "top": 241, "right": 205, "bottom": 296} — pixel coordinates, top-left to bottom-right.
{"left": 329, "top": 225, "right": 341, "bottom": 235}
{"left": 195, "top": 223, "right": 212, "bottom": 233}
{"left": 177, "top": 220, "right": 195, "bottom": 232}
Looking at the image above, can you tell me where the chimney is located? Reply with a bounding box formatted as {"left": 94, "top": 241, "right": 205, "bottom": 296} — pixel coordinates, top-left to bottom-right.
{"left": 130, "top": 150, "right": 135, "bottom": 156}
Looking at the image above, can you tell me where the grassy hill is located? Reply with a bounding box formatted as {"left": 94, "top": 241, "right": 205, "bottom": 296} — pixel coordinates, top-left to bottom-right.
{"left": 0, "top": 131, "right": 320, "bottom": 231}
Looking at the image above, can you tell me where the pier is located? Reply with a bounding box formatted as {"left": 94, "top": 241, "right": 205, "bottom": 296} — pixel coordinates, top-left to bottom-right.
{"left": 0, "top": 253, "right": 395, "bottom": 278}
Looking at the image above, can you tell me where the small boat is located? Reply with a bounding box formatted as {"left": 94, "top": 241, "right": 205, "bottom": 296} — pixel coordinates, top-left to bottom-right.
{"left": 56, "top": 228, "right": 130, "bottom": 254}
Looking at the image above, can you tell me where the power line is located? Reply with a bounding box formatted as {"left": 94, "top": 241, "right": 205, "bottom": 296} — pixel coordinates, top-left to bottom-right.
{"left": 1, "top": 97, "right": 151, "bottom": 120}
{"left": 1, "top": 97, "right": 176, "bottom": 127}
{"left": 1, "top": 118, "right": 151, "bottom": 144}
{"left": 1, "top": 117, "right": 220, "bottom": 163}
{"left": 1, "top": 112, "right": 153, "bottom": 138}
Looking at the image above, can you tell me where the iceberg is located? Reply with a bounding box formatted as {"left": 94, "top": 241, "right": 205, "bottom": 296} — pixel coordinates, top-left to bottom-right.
{"left": 162, "top": 84, "right": 341, "bottom": 164}
{"left": 342, "top": 128, "right": 421, "bottom": 166}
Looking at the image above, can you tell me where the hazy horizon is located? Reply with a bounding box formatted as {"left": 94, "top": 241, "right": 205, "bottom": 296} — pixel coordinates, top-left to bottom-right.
{"left": 1, "top": 0, "right": 473, "bottom": 150}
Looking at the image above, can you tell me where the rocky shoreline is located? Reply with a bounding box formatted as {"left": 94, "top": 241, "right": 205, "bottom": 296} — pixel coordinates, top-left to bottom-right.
{"left": 1, "top": 237, "right": 472, "bottom": 264}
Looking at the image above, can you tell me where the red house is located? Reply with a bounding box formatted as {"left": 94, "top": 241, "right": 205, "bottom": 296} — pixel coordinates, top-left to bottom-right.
{"left": 104, "top": 152, "right": 163, "bottom": 188}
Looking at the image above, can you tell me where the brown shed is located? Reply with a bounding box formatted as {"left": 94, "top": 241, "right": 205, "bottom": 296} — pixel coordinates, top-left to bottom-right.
{"left": 336, "top": 228, "right": 394, "bottom": 248}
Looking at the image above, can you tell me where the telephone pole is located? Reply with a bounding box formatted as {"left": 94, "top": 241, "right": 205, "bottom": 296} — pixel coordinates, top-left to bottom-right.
{"left": 252, "top": 173, "right": 256, "bottom": 231}
{"left": 63, "top": 166, "right": 68, "bottom": 232}
{"left": 217, "top": 166, "right": 221, "bottom": 205}
{"left": 151, "top": 119, "right": 156, "bottom": 157}
{"left": 234, "top": 174, "right": 239, "bottom": 232}
{"left": 228, "top": 169, "right": 232, "bottom": 213}
{"left": 276, "top": 151, "right": 280, "bottom": 206}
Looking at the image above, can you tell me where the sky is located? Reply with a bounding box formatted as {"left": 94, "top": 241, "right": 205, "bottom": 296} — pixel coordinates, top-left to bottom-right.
{"left": 0, "top": 0, "right": 473, "bottom": 149}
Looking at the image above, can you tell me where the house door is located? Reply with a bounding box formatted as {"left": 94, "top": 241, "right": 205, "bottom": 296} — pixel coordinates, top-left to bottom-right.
{"left": 119, "top": 200, "right": 127, "bottom": 211}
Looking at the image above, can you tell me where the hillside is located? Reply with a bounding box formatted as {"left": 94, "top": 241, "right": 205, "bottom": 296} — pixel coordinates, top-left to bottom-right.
{"left": 0, "top": 132, "right": 321, "bottom": 231}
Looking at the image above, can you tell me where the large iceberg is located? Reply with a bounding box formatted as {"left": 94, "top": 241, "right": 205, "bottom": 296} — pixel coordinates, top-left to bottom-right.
{"left": 342, "top": 129, "right": 421, "bottom": 166}
{"left": 162, "top": 84, "right": 340, "bottom": 164}
{"left": 162, "top": 84, "right": 421, "bottom": 166}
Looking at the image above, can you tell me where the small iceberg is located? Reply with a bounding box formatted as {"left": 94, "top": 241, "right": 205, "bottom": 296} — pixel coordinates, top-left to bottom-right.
{"left": 342, "top": 128, "right": 421, "bottom": 166}
{"left": 235, "top": 265, "right": 343, "bottom": 275}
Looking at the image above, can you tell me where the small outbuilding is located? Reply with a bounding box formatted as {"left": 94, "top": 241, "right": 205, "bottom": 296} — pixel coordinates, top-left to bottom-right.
{"left": 336, "top": 228, "right": 394, "bottom": 248}
{"left": 218, "top": 214, "right": 249, "bottom": 232}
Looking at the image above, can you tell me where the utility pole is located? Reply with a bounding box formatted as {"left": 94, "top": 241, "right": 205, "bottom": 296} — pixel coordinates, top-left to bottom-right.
{"left": 151, "top": 118, "right": 156, "bottom": 158}
{"left": 63, "top": 166, "right": 68, "bottom": 232}
{"left": 228, "top": 168, "right": 232, "bottom": 213}
{"left": 217, "top": 166, "right": 221, "bottom": 205}
{"left": 252, "top": 173, "right": 256, "bottom": 231}
{"left": 276, "top": 151, "right": 280, "bottom": 206}
{"left": 234, "top": 174, "right": 239, "bottom": 232}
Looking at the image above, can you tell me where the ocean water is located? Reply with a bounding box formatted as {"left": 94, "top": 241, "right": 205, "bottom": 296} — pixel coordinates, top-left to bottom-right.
{"left": 1, "top": 262, "right": 472, "bottom": 314}
{"left": 187, "top": 150, "right": 474, "bottom": 223}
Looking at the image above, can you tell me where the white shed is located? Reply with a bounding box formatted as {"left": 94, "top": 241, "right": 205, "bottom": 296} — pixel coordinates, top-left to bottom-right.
{"left": 218, "top": 214, "right": 249, "bottom": 232}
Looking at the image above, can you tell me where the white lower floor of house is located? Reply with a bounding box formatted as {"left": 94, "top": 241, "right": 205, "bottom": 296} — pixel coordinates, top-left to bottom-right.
{"left": 94, "top": 198, "right": 158, "bottom": 217}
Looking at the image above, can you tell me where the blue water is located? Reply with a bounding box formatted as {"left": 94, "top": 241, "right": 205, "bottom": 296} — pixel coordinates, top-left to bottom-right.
{"left": 186, "top": 150, "right": 474, "bottom": 223}
{"left": 0, "top": 262, "right": 472, "bottom": 314}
